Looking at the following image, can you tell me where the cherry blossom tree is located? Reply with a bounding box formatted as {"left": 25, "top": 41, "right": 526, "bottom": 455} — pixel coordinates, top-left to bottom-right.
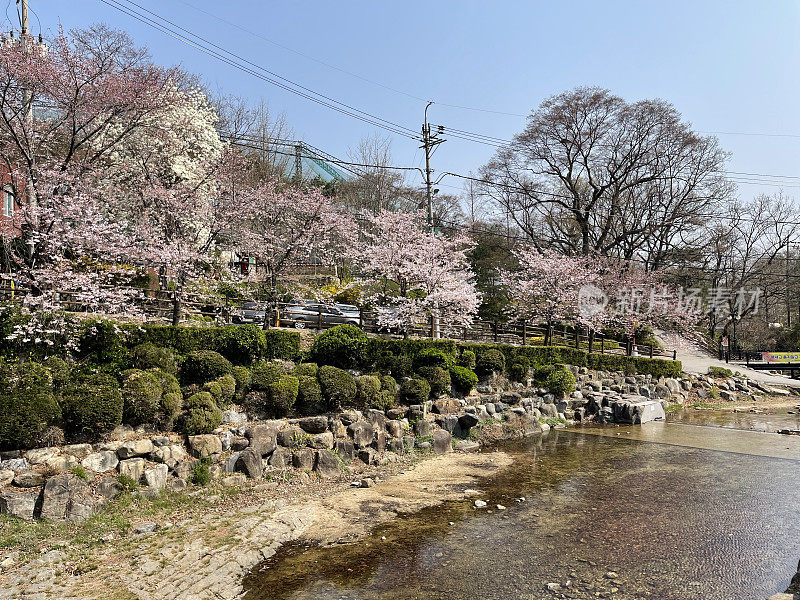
{"left": 357, "top": 210, "right": 480, "bottom": 332}
{"left": 228, "top": 181, "right": 356, "bottom": 327}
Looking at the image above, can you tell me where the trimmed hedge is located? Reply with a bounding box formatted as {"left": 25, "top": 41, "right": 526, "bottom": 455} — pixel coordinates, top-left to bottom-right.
{"left": 129, "top": 343, "right": 178, "bottom": 374}
{"left": 60, "top": 373, "right": 123, "bottom": 439}
{"left": 296, "top": 375, "right": 324, "bottom": 416}
{"left": 417, "top": 366, "right": 451, "bottom": 397}
{"left": 449, "top": 365, "right": 478, "bottom": 395}
{"left": 182, "top": 391, "right": 222, "bottom": 435}
{"left": 309, "top": 325, "right": 368, "bottom": 369}
{"left": 122, "top": 370, "right": 163, "bottom": 426}
{"left": 508, "top": 357, "right": 531, "bottom": 383}
{"left": 0, "top": 362, "right": 61, "bottom": 450}
{"left": 318, "top": 365, "right": 357, "bottom": 408}
{"left": 355, "top": 375, "right": 381, "bottom": 409}
{"left": 231, "top": 366, "right": 251, "bottom": 400}
{"left": 251, "top": 361, "right": 289, "bottom": 391}
{"left": 399, "top": 378, "right": 430, "bottom": 405}
{"left": 266, "top": 375, "right": 299, "bottom": 418}
{"left": 180, "top": 350, "right": 233, "bottom": 385}
{"left": 294, "top": 362, "right": 319, "bottom": 378}
{"left": 476, "top": 349, "right": 506, "bottom": 376}
{"left": 457, "top": 350, "right": 476, "bottom": 370}
{"left": 544, "top": 367, "right": 576, "bottom": 397}
{"left": 364, "top": 338, "right": 456, "bottom": 367}
{"left": 414, "top": 348, "right": 454, "bottom": 369}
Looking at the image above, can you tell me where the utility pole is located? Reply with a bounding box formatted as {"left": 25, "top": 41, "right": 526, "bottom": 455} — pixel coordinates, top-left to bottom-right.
{"left": 421, "top": 102, "right": 445, "bottom": 230}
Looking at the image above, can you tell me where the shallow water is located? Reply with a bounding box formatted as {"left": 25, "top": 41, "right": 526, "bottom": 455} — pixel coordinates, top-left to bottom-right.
{"left": 244, "top": 427, "right": 800, "bottom": 600}
{"left": 671, "top": 407, "right": 800, "bottom": 433}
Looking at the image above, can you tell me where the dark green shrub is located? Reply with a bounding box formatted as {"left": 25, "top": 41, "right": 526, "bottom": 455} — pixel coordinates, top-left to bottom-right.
{"left": 43, "top": 357, "right": 71, "bottom": 391}
{"left": 263, "top": 330, "right": 301, "bottom": 360}
{"left": 545, "top": 368, "right": 576, "bottom": 397}
{"left": 78, "top": 319, "right": 127, "bottom": 366}
{"left": 508, "top": 357, "right": 532, "bottom": 383}
{"left": 294, "top": 362, "right": 319, "bottom": 378}
{"left": 266, "top": 375, "right": 299, "bottom": 418}
{"left": 708, "top": 366, "right": 733, "bottom": 378}
{"left": 476, "top": 349, "right": 506, "bottom": 376}
{"left": 318, "top": 366, "right": 357, "bottom": 408}
{"left": 296, "top": 375, "right": 324, "bottom": 415}
{"left": 61, "top": 373, "right": 123, "bottom": 439}
{"left": 449, "top": 366, "right": 478, "bottom": 395}
{"left": 129, "top": 342, "right": 178, "bottom": 374}
{"left": 122, "top": 370, "right": 162, "bottom": 426}
{"left": 355, "top": 375, "right": 381, "bottom": 409}
{"left": 380, "top": 375, "right": 397, "bottom": 394}
{"left": 364, "top": 338, "right": 457, "bottom": 365}
{"left": 372, "top": 390, "right": 396, "bottom": 412}
{"left": 392, "top": 355, "right": 413, "bottom": 378}
{"left": 191, "top": 459, "right": 212, "bottom": 486}
{"left": 183, "top": 392, "right": 222, "bottom": 435}
{"left": 180, "top": 350, "right": 233, "bottom": 384}
{"left": 216, "top": 324, "right": 267, "bottom": 364}
{"left": 0, "top": 362, "right": 60, "bottom": 450}
{"left": 417, "top": 366, "right": 451, "bottom": 396}
{"left": 250, "top": 361, "right": 289, "bottom": 391}
{"left": 533, "top": 364, "right": 558, "bottom": 383}
{"left": 414, "top": 348, "right": 454, "bottom": 369}
{"left": 203, "top": 374, "right": 235, "bottom": 407}
{"left": 375, "top": 352, "right": 395, "bottom": 374}
{"left": 231, "top": 366, "right": 251, "bottom": 400}
{"left": 457, "top": 350, "right": 476, "bottom": 370}
{"left": 399, "top": 378, "right": 431, "bottom": 405}
{"left": 309, "top": 325, "right": 368, "bottom": 368}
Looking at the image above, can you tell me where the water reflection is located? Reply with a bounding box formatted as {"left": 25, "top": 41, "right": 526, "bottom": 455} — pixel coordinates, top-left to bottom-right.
{"left": 244, "top": 429, "right": 800, "bottom": 600}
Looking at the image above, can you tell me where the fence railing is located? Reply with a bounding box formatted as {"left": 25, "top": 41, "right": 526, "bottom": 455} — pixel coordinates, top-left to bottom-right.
{"left": 0, "top": 279, "right": 676, "bottom": 360}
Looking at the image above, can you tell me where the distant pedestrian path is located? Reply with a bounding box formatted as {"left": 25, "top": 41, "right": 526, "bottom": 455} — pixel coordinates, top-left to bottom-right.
{"left": 657, "top": 332, "right": 800, "bottom": 389}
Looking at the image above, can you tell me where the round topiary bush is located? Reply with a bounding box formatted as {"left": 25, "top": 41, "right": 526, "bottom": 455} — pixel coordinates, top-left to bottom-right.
{"left": 318, "top": 365, "right": 357, "bottom": 408}
{"left": 60, "top": 373, "right": 123, "bottom": 439}
{"left": 375, "top": 352, "right": 395, "bottom": 375}
{"left": 130, "top": 343, "right": 178, "bottom": 375}
{"left": 294, "top": 362, "right": 318, "bottom": 378}
{"left": 266, "top": 375, "right": 299, "bottom": 418}
{"left": 380, "top": 375, "right": 398, "bottom": 395}
{"left": 216, "top": 324, "right": 267, "bottom": 364}
{"left": 182, "top": 391, "right": 223, "bottom": 435}
{"left": 545, "top": 367, "right": 576, "bottom": 397}
{"left": 392, "top": 354, "right": 413, "bottom": 378}
{"left": 417, "top": 366, "right": 451, "bottom": 397}
{"left": 0, "top": 362, "right": 61, "bottom": 450}
{"left": 216, "top": 374, "right": 236, "bottom": 405}
{"left": 476, "top": 349, "right": 506, "bottom": 376}
{"left": 250, "top": 361, "right": 289, "bottom": 392}
{"left": 372, "top": 389, "right": 396, "bottom": 412}
{"left": 122, "top": 370, "right": 162, "bottom": 426}
{"left": 414, "top": 348, "right": 454, "bottom": 369}
{"left": 309, "top": 324, "right": 367, "bottom": 368}
{"left": 399, "top": 378, "right": 431, "bottom": 405}
{"left": 296, "top": 375, "right": 324, "bottom": 416}
{"left": 355, "top": 375, "right": 381, "bottom": 409}
{"left": 180, "top": 350, "right": 233, "bottom": 385}
{"left": 457, "top": 350, "right": 476, "bottom": 370}
{"left": 508, "top": 357, "right": 532, "bottom": 383}
{"left": 231, "top": 366, "right": 251, "bottom": 400}
{"left": 449, "top": 365, "right": 478, "bottom": 395}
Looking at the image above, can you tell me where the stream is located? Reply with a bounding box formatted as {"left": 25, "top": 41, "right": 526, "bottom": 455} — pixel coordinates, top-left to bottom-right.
{"left": 243, "top": 412, "right": 800, "bottom": 600}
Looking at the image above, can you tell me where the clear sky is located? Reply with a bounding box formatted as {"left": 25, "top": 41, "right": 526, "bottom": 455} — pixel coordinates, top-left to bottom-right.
{"left": 21, "top": 0, "right": 800, "bottom": 200}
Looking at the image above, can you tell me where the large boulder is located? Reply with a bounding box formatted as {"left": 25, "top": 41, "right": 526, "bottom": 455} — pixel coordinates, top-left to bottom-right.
{"left": 0, "top": 469, "right": 13, "bottom": 486}
{"left": 117, "top": 439, "right": 155, "bottom": 459}
{"left": 298, "top": 416, "right": 328, "bottom": 434}
{"left": 307, "top": 432, "right": 335, "bottom": 450}
{"left": 386, "top": 420, "right": 404, "bottom": 439}
{"left": 413, "top": 420, "right": 432, "bottom": 437}
{"left": 150, "top": 445, "right": 187, "bottom": 470}
{"left": 40, "top": 474, "right": 100, "bottom": 522}
{"left": 118, "top": 458, "right": 146, "bottom": 482}
{"left": 23, "top": 447, "right": 60, "bottom": 466}
{"left": 664, "top": 378, "right": 681, "bottom": 395}
{"left": 13, "top": 471, "right": 45, "bottom": 488}
{"left": 365, "top": 409, "right": 387, "bottom": 430}
{"left": 314, "top": 450, "right": 341, "bottom": 479}
{"left": 82, "top": 451, "right": 119, "bottom": 473}
{"left": 277, "top": 426, "right": 303, "bottom": 447}
{"left": 268, "top": 447, "right": 292, "bottom": 467}
{"left": 245, "top": 425, "right": 277, "bottom": 457}
{"left": 334, "top": 439, "right": 355, "bottom": 460}
{"left": 432, "top": 430, "right": 452, "bottom": 454}
{"left": 0, "top": 489, "right": 39, "bottom": 520}
{"left": 458, "top": 413, "right": 480, "bottom": 430}
{"left": 292, "top": 449, "right": 314, "bottom": 470}
{"left": 612, "top": 399, "right": 666, "bottom": 424}
{"left": 235, "top": 448, "right": 262, "bottom": 479}
{"left": 144, "top": 464, "right": 169, "bottom": 490}
{"left": 347, "top": 422, "right": 374, "bottom": 449}
{"left": 63, "top": 444, "right": 93, "bottom": 459}
{"left": 188, "top": 435, "right": 223, "bottom": 459}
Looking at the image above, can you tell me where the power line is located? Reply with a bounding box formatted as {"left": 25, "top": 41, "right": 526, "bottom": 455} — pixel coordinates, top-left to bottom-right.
{"left": 98, "top": 0, "right": 420, "bottom": 140}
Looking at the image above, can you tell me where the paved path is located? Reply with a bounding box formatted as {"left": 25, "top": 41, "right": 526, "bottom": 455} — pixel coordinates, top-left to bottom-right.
{"left": 658, "top": 332, "right": 800, "bottom": 388}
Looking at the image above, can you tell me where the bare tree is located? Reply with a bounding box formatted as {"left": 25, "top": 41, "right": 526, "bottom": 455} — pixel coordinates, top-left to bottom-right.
{"left": 480, "top": 87, "right": 731, "bottom": 261}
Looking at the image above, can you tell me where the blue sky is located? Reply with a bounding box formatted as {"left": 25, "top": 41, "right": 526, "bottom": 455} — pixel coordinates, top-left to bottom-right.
{"left": 22, "top": 0, "right": 800, "bottom": 199}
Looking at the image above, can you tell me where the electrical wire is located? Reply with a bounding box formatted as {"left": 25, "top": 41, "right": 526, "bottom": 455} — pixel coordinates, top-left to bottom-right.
{"left": 98, "top": 0, "right": 420, "bottom": 140}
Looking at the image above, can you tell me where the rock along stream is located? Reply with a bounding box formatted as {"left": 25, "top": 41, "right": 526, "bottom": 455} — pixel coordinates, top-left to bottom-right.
{"left": 244, "top": 416, "right": 800, "bottom": 600}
